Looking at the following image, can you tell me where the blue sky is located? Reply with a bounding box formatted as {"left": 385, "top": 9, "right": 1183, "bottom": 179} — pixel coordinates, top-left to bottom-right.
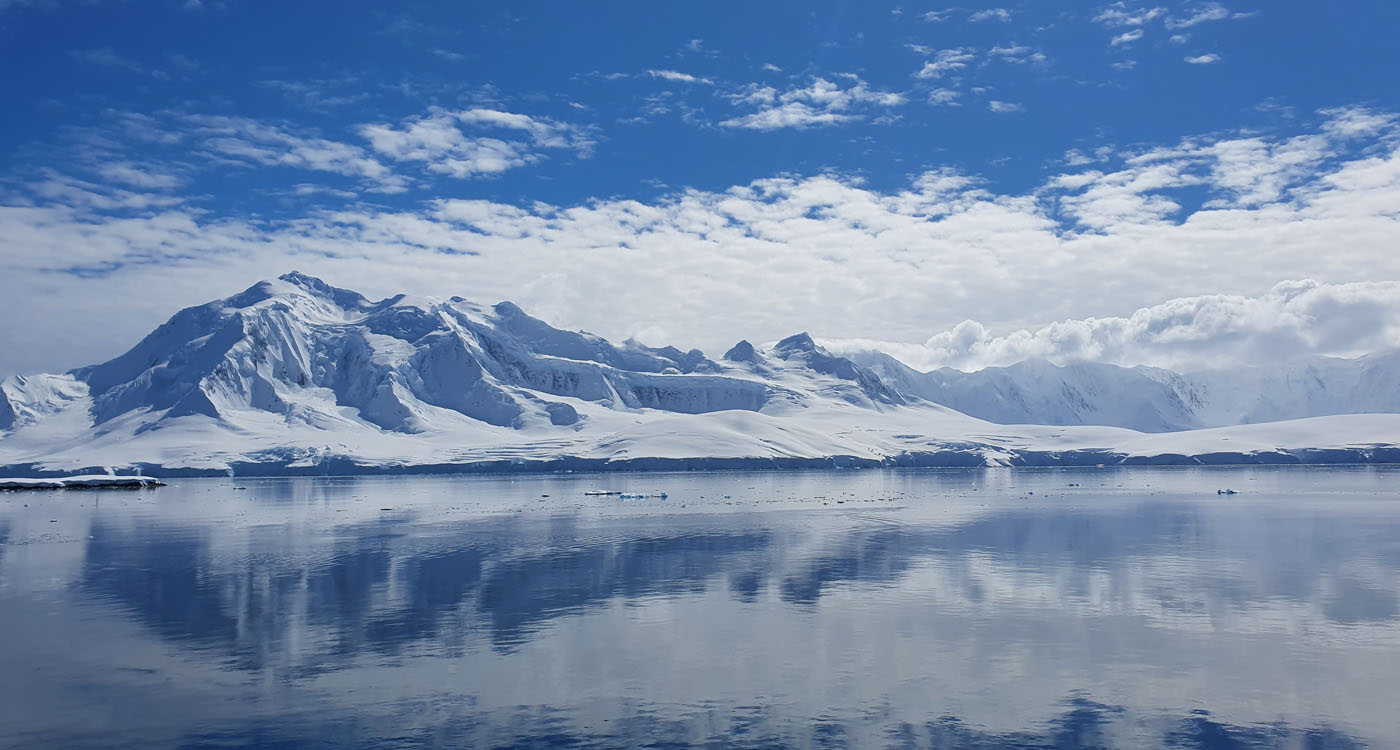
{"left": 3, "top": 1, "right": 1400, "bottom": 374}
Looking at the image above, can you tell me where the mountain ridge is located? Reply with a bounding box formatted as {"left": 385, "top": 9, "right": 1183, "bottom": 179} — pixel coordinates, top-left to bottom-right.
{"left": 3, "top": 272, "right": 1400, "bottom": 475}
{"left": 844, "top": 348, "right": 1400, "bottom": 433}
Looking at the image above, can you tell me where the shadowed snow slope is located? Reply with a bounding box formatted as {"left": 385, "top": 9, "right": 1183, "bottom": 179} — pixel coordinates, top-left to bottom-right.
{"left": 2, "top": 272, "right": 1399, "bottom": 475}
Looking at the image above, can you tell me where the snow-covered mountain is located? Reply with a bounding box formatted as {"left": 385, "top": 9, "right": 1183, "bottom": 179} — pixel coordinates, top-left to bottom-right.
{"left": 846, "top": 350, "right": 1400, "bottom": 433}
{"left": 3, "top": 272, "right": 1400, "bottom": 475}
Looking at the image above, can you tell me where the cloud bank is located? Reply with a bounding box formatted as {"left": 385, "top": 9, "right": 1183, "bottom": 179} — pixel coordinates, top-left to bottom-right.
{"left": 1, "top": 107, "right": 1399, "bottom": 375}
{"left": 825, "top": 280, "right": 1400, "bottom": 372}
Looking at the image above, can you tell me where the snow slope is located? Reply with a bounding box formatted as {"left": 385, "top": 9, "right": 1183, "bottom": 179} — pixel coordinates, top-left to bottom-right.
{"left": 848, "top": 350, "right": 1400, "bottom": 433}
{"left": 2, "top": 272, "right": 1399, "bottom": 475}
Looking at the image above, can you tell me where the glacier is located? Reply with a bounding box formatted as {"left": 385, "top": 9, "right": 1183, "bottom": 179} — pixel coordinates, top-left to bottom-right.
{"left": 2, "top": 271, "right": 1400, "bottom": 476}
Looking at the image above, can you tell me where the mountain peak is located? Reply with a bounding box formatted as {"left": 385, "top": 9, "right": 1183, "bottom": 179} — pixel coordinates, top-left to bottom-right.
{"left": 271, "top": 271, "right": 375, "bottom": 311}
{"left": 723, "top": 340, "right": 759, "bottom": 363}
{"left": 278, "top": 270, "right": 325, "bottom": 287}
{"left": 775, "top": 332, "right": 817, "bottom": 353}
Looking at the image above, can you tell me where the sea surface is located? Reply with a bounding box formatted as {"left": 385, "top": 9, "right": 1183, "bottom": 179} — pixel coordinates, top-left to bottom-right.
{"left": 1, "top": 467, "right": 1397, "bottom": 749}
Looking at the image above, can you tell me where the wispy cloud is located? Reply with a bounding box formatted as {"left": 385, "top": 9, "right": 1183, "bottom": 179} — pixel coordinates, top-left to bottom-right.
{"left": 1093, "top": 3, "right": 1166, "bottom": 27}
{"left": 988, "top": 45, "right": 1048, "bottom": 66}
{"left": 1165, "top": 3, "right": 1231, "bottom": 29}
{"left": 720, "top": 77, "right": 906, "bottom": 131}
{"left": 1184, "top": 53, "right": 1221, "bottom": 64}
{"left": 359, "top": 108, "right": 594, "bottom": 179}
{"left": 70, "top": 48, "right": 171, "bottom": 79}
{"left": 96, "top": 163, "right": 184, "bottom": 190}
{"left": 968, "top": 8, "right": 1011, "bottom": 22}
{"left": 183, "top": 115, "right": 409, "bottom": 192}
{"left": 1110, "top": 29, "right": 1145, "bottom": 46}
{"left": 988, "top": 100, "right": 1024, "bottom": 113}
{"left": 646, "top": 69, "right": 714, "bottom": 85}
{"left": 914, "top": 48, "right": 976, "bottom": 79}
{"left": 928, "top": 88, "right": 962, "bottom": 106}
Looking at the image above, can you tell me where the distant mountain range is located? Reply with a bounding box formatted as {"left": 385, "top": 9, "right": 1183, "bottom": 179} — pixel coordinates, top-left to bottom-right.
{"left": 3, "top": 272, "right": 1399, "bottom": 475}
{"left": 847, "top": 350, "right": 1400, "bottom": 433}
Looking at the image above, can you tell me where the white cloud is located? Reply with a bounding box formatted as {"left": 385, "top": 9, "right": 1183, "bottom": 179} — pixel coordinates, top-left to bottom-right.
{"left": 647, "top": 69, "right": 713, "bottom": 85}
{"left": 1165, "top": 3, "right": 1231, "bottom": 29}
{"left": 4, "top": 108, "right": 1400, "bottom": 375}
{"left": 1320, "top": 106, "right": 1398, "bottom": 138}
{"left": 1184, "top": 53, "right": 1221, "bottom": 64}
{"left": 928, "top": 88, "right": 961, "bottom": 106}
{"left": 989, "top": 45, "right": 1048, "bottom": 66}
{"left": 188, "top": 115, "right": 409, "bottom": 192}
{"left": 1093, "top": 3, "right": 1166, "bottom": 27}
{"left": 1111, "top": 29, "right": 1145, "bottom": 46}
{"left": 95, "top": 163, "right": 183, "bottom": 190}
{"left": 358, "top": 108, "right": 593, "bottom": 179}
{"left": 968, "top": 8, "right": 1011, "bottom": 22}
{"left": 719, "top": 103, "right": 858, "bottom": 131}
{"left": 914, "top": 48, "right": 976, "bottom": 79}
{"left": 720, "top": 77, "right": 906, "bottom": 131}
{"left": 827, "top": 280, "right": 1400, "bottom": 372}
{"left": 988, "top": 100, "right": 1024, "bottom": 113}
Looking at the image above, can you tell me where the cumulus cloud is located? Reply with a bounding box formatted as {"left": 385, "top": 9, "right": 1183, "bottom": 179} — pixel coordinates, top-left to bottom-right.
{"left": 2, "top": 107, "right": 1400, "bottom": 375}
{"left": 720, "top": 77, "right": 905, "bottom": 131}
{"left": 1184, "top": 53, "right": 1221, "bottom": 64}
{"left": 826, "top": 281, "right": 1400, "bottom": 372}
{"left": 988, "top": 100, "right": 1024, "bottom": 114}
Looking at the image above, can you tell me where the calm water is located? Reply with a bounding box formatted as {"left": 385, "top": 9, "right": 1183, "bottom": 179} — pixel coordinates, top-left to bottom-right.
{"left": 1, "top": 468, "right": 1398, "bottom": 749}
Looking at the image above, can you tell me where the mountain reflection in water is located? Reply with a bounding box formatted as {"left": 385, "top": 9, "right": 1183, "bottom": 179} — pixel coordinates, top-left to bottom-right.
{"left": 1, "top": 468, "right": 1396, "bottom": 748}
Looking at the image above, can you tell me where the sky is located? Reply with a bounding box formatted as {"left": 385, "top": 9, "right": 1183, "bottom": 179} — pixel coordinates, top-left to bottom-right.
{"left": 2, "top": 1, "right": 1400, "bottom": 375}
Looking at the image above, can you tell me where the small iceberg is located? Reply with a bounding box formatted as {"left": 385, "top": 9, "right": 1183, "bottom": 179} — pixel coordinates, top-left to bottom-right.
{"left": 0, "top": 475, "right": 166, "bottom": 491}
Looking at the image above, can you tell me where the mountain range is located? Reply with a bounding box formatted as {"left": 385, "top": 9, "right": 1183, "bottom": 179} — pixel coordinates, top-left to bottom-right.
{"left": 846, "top": 350, "right": 1400, "bottom": 433}
{"left": 3, "top": 272, "right": 1399, "bottom": 476}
